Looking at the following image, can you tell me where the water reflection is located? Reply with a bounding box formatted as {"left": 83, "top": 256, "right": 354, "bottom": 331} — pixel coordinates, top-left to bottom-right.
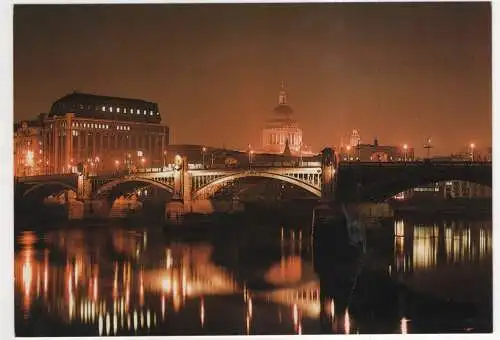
{"left": 14, "top": 216, "right": 492, "bottom": 335}
{"left": 393, "top": 219, "right": 492, "bottom": 276}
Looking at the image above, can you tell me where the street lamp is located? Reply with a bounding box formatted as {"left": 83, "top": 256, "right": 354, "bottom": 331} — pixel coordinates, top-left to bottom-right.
{"left": 202, "top": 146, "right": 207, "bottom": 168}
{"left": 403, "top": 144, "right": 408, "bottom": 162}
{"left": 346, "top": 145, "right": 352, "bottom": 161}
{"left": 141, "top": 157, "right": 146, "bottom": 168}
{"left": 114, "top": 160, "right": 120, "bottom": 172}
{"left": 249, "top": 149, "right": 254, "bottom": 168}
{"left": 424, "top": 137, "right": 433, "bottom": 159}
{"left": 470, "top": 143, "right": 475, "bottom": 161}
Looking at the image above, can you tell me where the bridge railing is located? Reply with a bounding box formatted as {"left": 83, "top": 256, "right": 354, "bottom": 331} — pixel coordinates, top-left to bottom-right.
{"left": 338, "top": 160, "right": 491, "bottom": 167}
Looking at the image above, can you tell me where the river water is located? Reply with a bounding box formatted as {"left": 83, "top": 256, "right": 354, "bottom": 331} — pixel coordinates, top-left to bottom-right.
{"left": 14, "top": 212, "right": 492, "bottom": 336}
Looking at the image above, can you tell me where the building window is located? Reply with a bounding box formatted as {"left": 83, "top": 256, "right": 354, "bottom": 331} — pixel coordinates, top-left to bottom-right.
{"left": 110, "top": 107, "right": 113, "bottom": 112}
{"left": 102, "top": 106, "right": 106, "bottom": 112}
{"left": 124, "top": 108, "right": 127, "bottom": 113}
{"left": 157, "top": 112, "right": 160, "bottom": 115}
{"left": 143, "top": 110, "right": 147, "bottom": 115}
{"left": 137, "top": 109, "right": 140, "bottom": 115}
{"left": 117, "top": 108, "right": 121, "bottom": 113}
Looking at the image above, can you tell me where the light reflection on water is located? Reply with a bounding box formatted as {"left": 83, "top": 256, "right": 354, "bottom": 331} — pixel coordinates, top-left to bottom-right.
{"left": 14, "top": 217, "right": 492, "bottom": 335}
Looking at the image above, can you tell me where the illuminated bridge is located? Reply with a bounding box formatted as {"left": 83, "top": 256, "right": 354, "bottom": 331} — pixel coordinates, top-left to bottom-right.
{"left": 15, "top": 148, "right": 491, "bottom": 220}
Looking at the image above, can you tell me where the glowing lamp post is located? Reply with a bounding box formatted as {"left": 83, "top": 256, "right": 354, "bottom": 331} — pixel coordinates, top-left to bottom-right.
{"left": 424, "top": 137, "right": 433, "bottom": 159}
{"left": 141, "top": 157, "right": 146, "bottom": 169}
{"left": 403, "top": 144, "right": 408, "bottom": 162}
{"left": 202, "top": 146, "right": 207, "bottom": 168}
{"left": 470, "top": 143, "right": 475, "bottom": 161}
{"left": 249, "top": 149, "right": 254, "bottom": 169}
{"left": 346, "top": 145, "right": 351, "bottom": 161}
{"left": 114, "top": 160, "right": 120, "bottom": 172}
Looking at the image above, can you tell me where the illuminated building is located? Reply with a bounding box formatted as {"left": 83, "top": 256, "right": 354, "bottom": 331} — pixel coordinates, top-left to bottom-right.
{"left": 14, "top": 115, "right": 48, "bottom": 176}
{"left": 16, "top": 92, "right": 169, "bottom": 174}
{"left": 261, "top": 82, "right": 313, "bottom": 156}
{"left": 340, "top": 137, "right": 414, "bottom": 162}
{"left": 349, "top": 129, "right": 361, "bottom": 148}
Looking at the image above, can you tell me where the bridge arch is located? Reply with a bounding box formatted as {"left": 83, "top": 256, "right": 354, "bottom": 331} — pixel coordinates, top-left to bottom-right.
{"left": 192, "top": 171, "right": 322, "bottom": 200}
{"left": 354, "top": 169, "right": 492, "bottom": 202}
{"left": 22, "top": 181, "right": 77, "bottom": 199}
{"left": 94, "top": 177, "right": 175, "bottom": 200}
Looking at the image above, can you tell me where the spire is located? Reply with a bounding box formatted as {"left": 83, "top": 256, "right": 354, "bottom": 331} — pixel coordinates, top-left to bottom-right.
{"left": 278, "top": 80, "right": 287, "bottom": 105}
{"left": 283, "top": 138, "right": 291, "bottom": 156}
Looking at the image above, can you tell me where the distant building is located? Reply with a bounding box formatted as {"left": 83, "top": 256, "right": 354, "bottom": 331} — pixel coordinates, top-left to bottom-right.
{"left": 14, "top": 115, "right": 47, "bottom": 176}
{"left": 14, "top": 92, "right": 169, "bottom": 175}
{"left": 260, "top": 82, "right": 313, "bottom": 156}
{"left": 165, "top": 144, "right": 320, "bottom": 169}
{"left": 349, "top": 129, "right": 361, "bottom": 148}
{"left": 396, "top": 180, "right": 492, "bottom": 201}
{"left": 339, "top": 137, "right": 414, "bottom": 162}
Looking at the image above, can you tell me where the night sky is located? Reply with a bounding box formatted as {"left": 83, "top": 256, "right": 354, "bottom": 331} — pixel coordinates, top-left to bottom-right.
{"left": 14, "top": 2, "right": 491, "bottom": 156}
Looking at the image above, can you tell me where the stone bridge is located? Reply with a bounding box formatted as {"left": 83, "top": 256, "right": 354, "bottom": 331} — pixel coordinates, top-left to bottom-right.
{"left": 15, "top": 148, "right": 491, "bottom": 220}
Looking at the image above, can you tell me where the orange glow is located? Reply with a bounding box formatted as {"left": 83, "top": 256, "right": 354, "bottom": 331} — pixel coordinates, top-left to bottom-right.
{"left": 22, "top": 251, "right": 33, "bottom": 315}
{"left": 246, "top": 314, "right": 250, "bottom": 335}
{"left": 403, "top": 144, "right": 408, "bottom": 150}
{"left": 248, "top": 297, "right": 253, "bottom": 318}
{"left": 43, "top": 263, "right": 48, "bottom": 296}
{"left": 200, "top": 298, "right": 205, "bottom": 327}
{"left": 93, "top": 276, "right": 98, "bottom": 301}
{"left": 125, "top": 282, "right": 130, "bottom": 309}
{"left": 265, "top": 256, "right": 302, "bottom": 285}
{"left": 161, "top": 294, "right": 166, "bottom": 319}
{"left": 173, "top": 293, "right": 181, "bottom": 312}
{"left": 293, "top": 303, "right": 299, "bottom": 326}
{"left": 113, "top": 262, "right": 118, "bottom": 297}
{"left": 140, "top": 271, "right": 144, "bottom": 306}
{"left": 74, "top": 261, "right": 79, "bottom": 288}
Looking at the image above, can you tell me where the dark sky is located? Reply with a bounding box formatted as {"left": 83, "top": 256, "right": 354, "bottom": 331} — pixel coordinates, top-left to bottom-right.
{"left": 14, "top": 2, "right": 491, "bottom": 156}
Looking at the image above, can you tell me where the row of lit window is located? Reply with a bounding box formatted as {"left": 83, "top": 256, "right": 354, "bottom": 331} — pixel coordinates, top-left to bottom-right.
{"left": 69, "top": 122, "right": 132, "bottom": 131}
{"left": 72, "top": 122, "right": 110, "bottom": 129}
{"left": 100, "top": 106, "right": 159, "bottom": 116}
{"left": 414, "top": 188, "right": 440, "bottom": 192}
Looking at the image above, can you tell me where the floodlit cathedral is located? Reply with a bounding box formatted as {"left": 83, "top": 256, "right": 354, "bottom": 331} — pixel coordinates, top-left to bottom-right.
{"left": 261, "top": 82, "right": 313, "bottom": 156}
